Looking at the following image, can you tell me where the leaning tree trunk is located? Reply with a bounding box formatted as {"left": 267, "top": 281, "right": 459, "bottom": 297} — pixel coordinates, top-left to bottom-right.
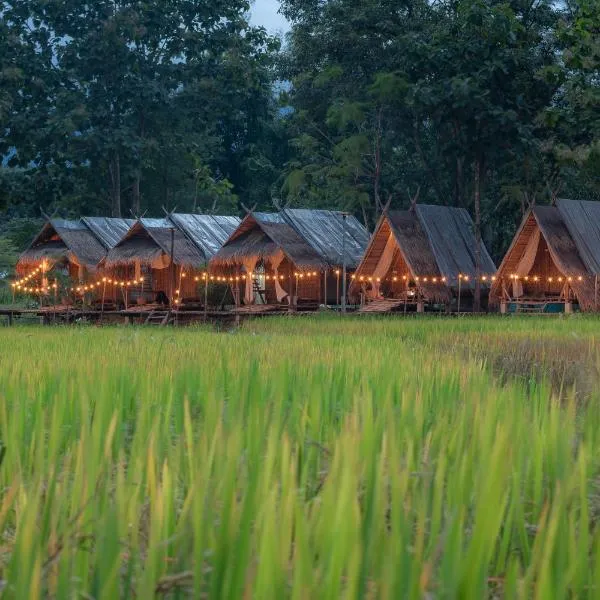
{"left": 132, "top": 171, "right": 141, "bottom": 216}
{"left": 473, "top": 157, "right": 482, "bottom": 313}
{"left": 108, "top": 150, "right": 121, "bottom": 217}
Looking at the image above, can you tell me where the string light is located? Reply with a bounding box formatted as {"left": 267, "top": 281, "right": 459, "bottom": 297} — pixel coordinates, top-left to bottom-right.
{"left": 509, "top": 274, "right": 586, "bottom": 283}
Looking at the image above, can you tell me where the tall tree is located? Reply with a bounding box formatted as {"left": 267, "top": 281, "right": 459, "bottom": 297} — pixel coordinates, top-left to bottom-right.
{"left": 541, "top": 0, "right": 600, "bottom": 200}
{"left": 0, "top": 0, "right": 281, "bottom": 217}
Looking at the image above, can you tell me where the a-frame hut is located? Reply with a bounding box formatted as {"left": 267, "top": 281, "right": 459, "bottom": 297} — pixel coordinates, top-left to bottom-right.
{"left": 490, "top": 199, "right": 600, "bottom": 312}
{"left": 349, "top": 204, "right": 496, "bottom": 312}
{"left": 103, "top": 215, "right": 240, "bottom": 306}
{"left": 209, "top": 209, "right": 369, "bottom": 308}
{"left": 16, "top": 217, "right": 132, "bottom": 281}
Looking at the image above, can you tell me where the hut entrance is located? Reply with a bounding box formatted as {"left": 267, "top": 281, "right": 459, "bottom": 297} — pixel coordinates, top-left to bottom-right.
{"left": 254, "top": 263, "right": 267, "bottom": 305}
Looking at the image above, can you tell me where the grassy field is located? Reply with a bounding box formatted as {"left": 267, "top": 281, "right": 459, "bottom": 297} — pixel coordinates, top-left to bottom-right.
{"left": 1, "top": 315, "right": 600, "bottom": 598}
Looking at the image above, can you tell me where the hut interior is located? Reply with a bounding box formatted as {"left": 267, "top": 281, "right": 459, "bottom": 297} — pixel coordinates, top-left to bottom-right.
{"left": 350, "top": 206, "right": 496, "bottom": 312}
{"left": 491, "top": 203, "right": 598, "bottom": 312}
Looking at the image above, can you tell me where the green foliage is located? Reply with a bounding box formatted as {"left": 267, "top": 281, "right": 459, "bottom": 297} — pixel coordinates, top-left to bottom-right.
{"left": 540, "top": 0, "right": 600, "bottom": 199}
{"left": 278, "top": 0, "right": 595, "bottom": 256}
{"left": 0, "top": 0, "right": 285, "bottom": 217}
{"left": 0, "top": 236, "right": 16, "bottom": 274}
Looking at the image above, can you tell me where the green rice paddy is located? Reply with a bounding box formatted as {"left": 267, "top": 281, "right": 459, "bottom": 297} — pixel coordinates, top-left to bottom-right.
{"left": 1, "top": 315, "right": 600, "bottom": 598}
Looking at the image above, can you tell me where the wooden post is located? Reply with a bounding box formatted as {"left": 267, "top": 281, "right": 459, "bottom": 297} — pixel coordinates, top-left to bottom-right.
{"left": 100, "top": 280, "right": 107, "bottom": 324}
{"left": 170, "top": 227, "right": 176, "bottom": 307}
{"left": 336, "top": 270, "right": 340, "bottom": 308}
{"left": 204, "top": 273, "right": 209, "bottom": 323}
{"left": 323, "top": 269, "right": 327, "bottom": 308}
{"left": 595, "top": 275, "right": 598, "bottom": 312}
{"left": 294, "top": 273, "right": 298, "bottom": 310}
{"left": 288, "top": 264, "right": 294, "bottom": 313}
{"left": 341, "top": 214, "right": 347, "bottom": 314}
{"left": 417, "top": 299, "right": 425, "bottom": 313}
{"left": 457, "top": 275, "right": 462, "bottom": 315}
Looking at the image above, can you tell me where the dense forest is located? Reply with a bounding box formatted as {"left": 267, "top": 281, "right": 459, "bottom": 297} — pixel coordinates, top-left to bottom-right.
{"left": 0, "top": 0, "right": 598, "bottom": 267}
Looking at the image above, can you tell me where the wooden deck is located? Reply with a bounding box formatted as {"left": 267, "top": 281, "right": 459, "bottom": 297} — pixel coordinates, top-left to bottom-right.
{"left": 358, "top": 298, "right": 408, "bottom": 314}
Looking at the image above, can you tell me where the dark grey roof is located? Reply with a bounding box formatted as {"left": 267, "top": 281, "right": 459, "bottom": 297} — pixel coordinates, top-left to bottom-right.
{"left": 141, "top": 217, "right": 170, "bottom": 229}
{"left": 105, "top": 219, "right": 206, "bottom": 268}
{"left": 556, "top": 199, "right": 600, "bottom": 275}
{"left": 169, "top": 213, "right": 241, "bottom": 260}
{"left": 18, "top": 219, "right": 107, "bottom": 269}
{"left": 282, "top": 209, "right": 369, "bottom": 269}
{"left": 415, "top": 204, "right": 496, "bottom": 285}
{"left": 211, "top": 209, "right": 369, "bottom": 271}
{"left": 211, "top": 212, "right": 327, "bottom": 270}
{"left": 82, "top": 217, "right": 135, "bottom": 249}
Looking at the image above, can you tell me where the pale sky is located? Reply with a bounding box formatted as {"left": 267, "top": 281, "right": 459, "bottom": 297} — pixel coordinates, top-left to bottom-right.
{"left": 250, "top": 0, "right": 290, "bottom": 34}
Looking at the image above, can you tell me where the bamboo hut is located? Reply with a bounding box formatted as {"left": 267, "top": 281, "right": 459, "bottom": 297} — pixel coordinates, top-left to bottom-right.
{"left": 490, "top": 200, "right": 600, "bottom": 313}
{"left": 209, "top": 209, "right": 369, "bottom": 309}
{"left": 349, "top": 205, "right": 496, "bottom": 312}
{"left": 16, "top": 217, "right": 131, "bottom": 284}
{"left": 103, "top": 215, "right": 240, "bottom": 307}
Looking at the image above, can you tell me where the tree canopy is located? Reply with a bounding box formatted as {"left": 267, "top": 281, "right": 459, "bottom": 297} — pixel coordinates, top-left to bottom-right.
{"left": 1, "top": 0, "right": 599, "bottom": 265}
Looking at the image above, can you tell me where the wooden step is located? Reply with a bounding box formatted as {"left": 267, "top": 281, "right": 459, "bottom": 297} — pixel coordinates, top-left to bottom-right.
{"left": 358, "top": 299, "right": 407, "bottom": 314}
{"left": 144, "top": 311, "right": 173, "bottom": 326}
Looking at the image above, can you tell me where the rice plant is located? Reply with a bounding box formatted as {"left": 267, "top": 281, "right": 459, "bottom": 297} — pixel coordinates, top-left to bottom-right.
{"left": 1, "top": 316, "right": 600, "bottom": 598}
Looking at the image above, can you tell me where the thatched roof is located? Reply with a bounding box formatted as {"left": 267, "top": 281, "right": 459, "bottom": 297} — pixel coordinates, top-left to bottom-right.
{"left": 556, "top": 199, "right": 600, "bottom": 275}
{"left": 210, "top": 212, "right": 327, "bottom": 270}
{"left": 104, "top": 218, "right": 207, "bottom": 269}
{"left": 169, "top": 213, "right": 241, "bottom": 260}
{"left": 82, "top": 217, "right": 135, "bottom": 249}
{"left": 281, "top": 209, "right": 369, "bottom": 269}
{"left": 18, "top": 219, "right": 107, "bottom": 270}
{"left": 490, "top": 205, "right": 596, "bottom": 309}
{"left": 415, "top": 204, "right": 496, "bottom": 288}
{"left": 350, "top": 205, "right": 496, "bottom": 302}
{"left": 210, "top": 209, "right": 369, "bottom": 271}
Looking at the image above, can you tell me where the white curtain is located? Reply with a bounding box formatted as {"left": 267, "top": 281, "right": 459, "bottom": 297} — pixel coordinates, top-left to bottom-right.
{"left": 270, "top": 251, "right": 289, "bottom": 303}
{"left": 243, "top": 257, "right": 258, "bottom": 304}
{"left": 369, "top": 232, "right": 396, "bottom": 299}
{"left": 512, "top": 228, "right": 540, "bottom": 297}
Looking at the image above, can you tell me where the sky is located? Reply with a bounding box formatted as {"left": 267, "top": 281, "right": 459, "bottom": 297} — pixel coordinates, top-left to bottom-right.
{"left": 250, "top": 0, "right": 290, "bottom": 34}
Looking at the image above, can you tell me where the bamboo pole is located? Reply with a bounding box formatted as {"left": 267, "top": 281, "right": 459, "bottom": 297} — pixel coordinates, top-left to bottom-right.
{"left": 101, "top": 279, "right": 107, "bottom": 324}
{"left": 341, "top": 214, "right": 347, "bottom": 314}
{"left": 204, "top": 273, "right": 208, "bottom": 323}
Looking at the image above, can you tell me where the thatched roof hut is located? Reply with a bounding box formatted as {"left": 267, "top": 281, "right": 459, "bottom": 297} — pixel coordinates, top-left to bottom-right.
{"left": 209, "top": 208, "right": 369, "bottom": 307}
{"left": 102, "top": 214, "right": 242, "bottom": 304}
{"left": 350, "top": 205, "right": 496, "bottom": 306}
{"left": 17, "top": 217, "right": 132, "bottom": 274}
{"left": 490, "top": 200, "right": 600, "bottom": 311}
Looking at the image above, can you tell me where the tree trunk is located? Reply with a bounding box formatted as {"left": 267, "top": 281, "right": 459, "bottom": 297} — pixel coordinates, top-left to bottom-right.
{"left": 132, "top": 171, "right": 141, "bottom": 216}
{"left": 372, "top": 107, "right": 384, "bottom": 220}
{"left": 454, "top": 157, "right": 464, "bottom": 207}
{"left": 473, "top": 156, "right": 482, "bottom": 313}
{"left": 108, "top": 150, "right": 121, "bottom": 217}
